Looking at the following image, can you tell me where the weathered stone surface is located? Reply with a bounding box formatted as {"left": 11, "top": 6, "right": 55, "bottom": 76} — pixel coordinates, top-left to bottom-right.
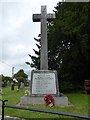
{"left": 20, "top": 96, "right": 68, "bottom": 106}
{"left": 31, "top": 70, "right": 59, "bottom": 96}
{"left": 32, "top": 6, "right": 55, "bottom": 70}
{"left": 19, "top": 6, "right": 68, "bottom": 107}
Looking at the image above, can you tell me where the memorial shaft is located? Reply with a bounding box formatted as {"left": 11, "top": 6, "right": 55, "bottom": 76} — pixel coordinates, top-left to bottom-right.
{"left": 33, "top": 5, "right": 55, "bottom": 70}
{"left": 41, "top": 6, "right": 48, "bottom": 70}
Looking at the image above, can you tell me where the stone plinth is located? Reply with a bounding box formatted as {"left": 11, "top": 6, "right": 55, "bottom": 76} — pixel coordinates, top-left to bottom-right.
{"left": 20, "top": 96, "right": 68, "bottom": 107}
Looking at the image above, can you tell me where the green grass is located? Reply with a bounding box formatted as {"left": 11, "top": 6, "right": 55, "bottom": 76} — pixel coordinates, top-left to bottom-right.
{"left": 2, "top": 86, "right": 27, "bottom": 105}
{"left": 1, "top": 86, "right": 89, "bottom": 119}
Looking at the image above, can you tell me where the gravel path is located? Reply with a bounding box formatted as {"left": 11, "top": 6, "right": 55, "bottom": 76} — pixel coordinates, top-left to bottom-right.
{"left": 0, "top": 116, "right": 25, "bottom": 120}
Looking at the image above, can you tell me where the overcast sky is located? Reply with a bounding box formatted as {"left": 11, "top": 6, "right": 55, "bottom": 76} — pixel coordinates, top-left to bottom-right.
{"left": 0, "top": 0, "right": 60, "bottom": 78}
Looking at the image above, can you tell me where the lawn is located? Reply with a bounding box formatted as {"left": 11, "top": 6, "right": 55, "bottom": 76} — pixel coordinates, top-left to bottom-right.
{"left": 1, "top": 86, "right": 89, "bottom": 119}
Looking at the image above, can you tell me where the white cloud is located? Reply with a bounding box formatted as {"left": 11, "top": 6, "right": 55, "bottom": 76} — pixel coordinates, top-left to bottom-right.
{"left": 0, "top": 0, "right": 60, "bottom": 77}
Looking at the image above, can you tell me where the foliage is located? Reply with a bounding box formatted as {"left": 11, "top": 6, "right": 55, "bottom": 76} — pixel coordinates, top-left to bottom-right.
{"left": 0, "top": 74, "right": 13, "bottom": 87}
{"left": 16, "top": 76, "right": 25, "bottom": 82}
{"left": 14, "top": 69, "right": 28, "bottom": 84}
{"left": 25, "top": 36, "right": 40, "bottom": 70}
{"left": 26, "top": 2, "right": 89, "bottom": 91}
{"left": 0, "top": 74, "right": 12, "bottom": 82}
{"left": 48, "top": 2, "right": 89, "bottom": 91}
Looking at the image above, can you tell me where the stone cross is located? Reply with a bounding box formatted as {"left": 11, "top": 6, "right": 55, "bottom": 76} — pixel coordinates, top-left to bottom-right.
{"left": 33, "top": 5, "right": 55, "bottom": 70}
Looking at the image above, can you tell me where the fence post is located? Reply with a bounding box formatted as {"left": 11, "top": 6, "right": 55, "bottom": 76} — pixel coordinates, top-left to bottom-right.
{"left": 1, "top": 100, "right": 8, "bottom": 120}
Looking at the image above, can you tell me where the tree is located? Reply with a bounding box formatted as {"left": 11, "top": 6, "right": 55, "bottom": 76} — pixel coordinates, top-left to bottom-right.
{"left": 26, "top": 2, "right": 89, "bottom": 91}
{"left": 48, "top": 2, "right": 89, "bottom": 91}
{"left": 14, "top": 69, "right": 28, "bottom": 85}
{"left": 0, "top": 74, "right": 13, "bottom": 87}
{"left": 26, "top": 36, "right": 40, "bottom": 70}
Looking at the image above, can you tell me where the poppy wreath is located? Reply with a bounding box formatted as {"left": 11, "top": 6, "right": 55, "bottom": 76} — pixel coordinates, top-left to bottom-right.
{"left": 44, "top": 94, "right": 55, "bottom": 107}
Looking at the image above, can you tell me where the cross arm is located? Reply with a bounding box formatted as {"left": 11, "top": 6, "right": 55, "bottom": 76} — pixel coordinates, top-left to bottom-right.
{"left": 32, "top": 14, "right": 56, "bottom": 22}
{"left": 47, "top": 14, "right": 56, "bottom": 21}
{"left": 33, "top": 14, "right": 41, "bottom": 22}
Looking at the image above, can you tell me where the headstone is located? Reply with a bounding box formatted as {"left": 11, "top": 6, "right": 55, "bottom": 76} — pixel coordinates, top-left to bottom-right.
{"left": 20, "top": 82, "right": 24, "bottom": 88}
{"left": 7, "top": 80, "right": 10, "bottom": 86}
{"left": 11, "top": 82, "right": 14, "bottom": 91}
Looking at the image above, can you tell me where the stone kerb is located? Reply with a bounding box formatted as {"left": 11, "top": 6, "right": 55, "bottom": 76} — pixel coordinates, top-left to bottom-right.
{"left": 20, "top": 96, "right": 68, "bottom": 107}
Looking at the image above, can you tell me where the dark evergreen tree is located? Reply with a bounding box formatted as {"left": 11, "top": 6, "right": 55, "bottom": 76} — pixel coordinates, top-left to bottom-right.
{"left": 14, "top": 69, "right": 28, "bottom": 84}
{"left": 26, "top": 2, "right": 90, "bottom": 92}
{"left": 26, "top": 36, "right": 41, "bottom": 70}
{"left": 48, "top": 2, "right": 89, "bottom": 91}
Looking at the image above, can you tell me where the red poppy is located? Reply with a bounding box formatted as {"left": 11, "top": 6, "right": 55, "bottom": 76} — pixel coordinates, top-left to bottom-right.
{"left": 44, "top": 94, "right": 55, "bottom": 106}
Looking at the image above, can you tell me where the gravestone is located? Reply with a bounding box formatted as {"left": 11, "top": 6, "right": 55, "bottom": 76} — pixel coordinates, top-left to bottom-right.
{"left": 20, "top": 5, "right": 68, "bottom": 106}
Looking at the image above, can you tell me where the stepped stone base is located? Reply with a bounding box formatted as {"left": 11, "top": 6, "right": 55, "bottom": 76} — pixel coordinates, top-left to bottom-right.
{"left": 20, "top": 95, "right": 68, "bottom": 107}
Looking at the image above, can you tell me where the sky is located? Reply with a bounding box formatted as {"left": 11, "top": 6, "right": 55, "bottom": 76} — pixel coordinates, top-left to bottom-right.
{"left": 0, "top": 0, "right": 60, "bottom": 79}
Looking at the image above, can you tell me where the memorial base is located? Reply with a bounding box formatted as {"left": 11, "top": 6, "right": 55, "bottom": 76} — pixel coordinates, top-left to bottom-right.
{"left": 20, "top": 95, "right": 68, "bottom": 107}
